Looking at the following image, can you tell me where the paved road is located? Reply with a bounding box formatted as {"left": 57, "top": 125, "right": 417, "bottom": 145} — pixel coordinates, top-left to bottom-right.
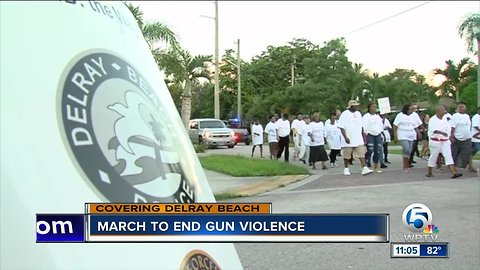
{"left": 232, "top": 177, "right": 479, "bottom": 270}
{"left": 209, "top": 145, "right": 480, "bottom": 270}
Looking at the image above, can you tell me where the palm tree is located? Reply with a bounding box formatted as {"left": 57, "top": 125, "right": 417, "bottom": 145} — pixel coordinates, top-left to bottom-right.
{"left": 157, "top": 49, "right": 212, "bottom": 128}
{"left": 458, "top": 13, "right": 480, "bottom": 55}
{"left": 458, "top": 13, "right": 480, "bottom": 106}
{"left": 367, "top": 72, "right": 386, "bottom": 102}
{"left": 124, "top": 2, "right": 179, "bottom": 55}
{"left": 346, "top": 63, "right": 369, "bottom": 100}
{"left": 434, "top": 58, "right": 474, "bottom": 102}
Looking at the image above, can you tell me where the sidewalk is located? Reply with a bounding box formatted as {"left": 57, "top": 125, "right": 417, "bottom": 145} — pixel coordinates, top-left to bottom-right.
{"left": 201, "top": 144, "right": 479, "bottom": 197}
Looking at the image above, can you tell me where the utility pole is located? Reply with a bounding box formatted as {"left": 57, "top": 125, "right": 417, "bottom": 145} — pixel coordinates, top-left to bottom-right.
{"left": 214, "top": 0, "right": 220, "bottom": 119}
{"left": 237, "top": 39, "right": 241, "bottom": 121}
{"left": 199, "top": 1, "right": 220, "bottom": 118}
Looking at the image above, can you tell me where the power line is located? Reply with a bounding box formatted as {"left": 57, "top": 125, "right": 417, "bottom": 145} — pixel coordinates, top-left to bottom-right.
{"left": 343, "top": 1, "right": 432, "bottom": 37}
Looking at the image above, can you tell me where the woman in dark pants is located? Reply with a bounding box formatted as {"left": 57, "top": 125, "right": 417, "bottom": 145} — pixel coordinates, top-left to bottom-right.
{"left": 363, "top": 103, "right": 384, "bottom": 172}
{"left": 381, "top": 113, "right": 392, "bottom": 164}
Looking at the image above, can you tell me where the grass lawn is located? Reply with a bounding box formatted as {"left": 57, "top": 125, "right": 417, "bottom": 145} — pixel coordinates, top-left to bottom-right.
{"left": 199, "top": 155, "right": 309, "bottom": 177}
{"left": 389, "top": 149, "right": 480, "bottom": 160}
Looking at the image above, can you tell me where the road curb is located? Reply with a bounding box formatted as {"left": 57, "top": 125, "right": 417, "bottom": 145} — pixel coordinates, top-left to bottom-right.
{"left": 262, "top": 174, "right": 322, "bottom": 195}
{"left": 218, "top": 174, "right": 309, "bottom": 197}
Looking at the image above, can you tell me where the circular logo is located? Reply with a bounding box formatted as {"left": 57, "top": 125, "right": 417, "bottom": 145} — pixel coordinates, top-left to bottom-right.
{"left": 59, "top": 51, "right": 196, "bottom": 203}
{"left": 402, "top": 203, "right": 432, "bottom": 232}
{"left": 179, "top": 250, "right": 222, "bottom": 270}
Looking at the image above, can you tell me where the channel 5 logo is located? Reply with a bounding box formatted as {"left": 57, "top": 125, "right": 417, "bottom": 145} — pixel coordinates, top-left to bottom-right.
{"left": 402, "top": 203, "right": 432, "bottom": 232}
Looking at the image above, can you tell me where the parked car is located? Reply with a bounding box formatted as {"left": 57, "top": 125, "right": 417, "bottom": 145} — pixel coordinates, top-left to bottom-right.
{"left": 224, "top": 119, "right": 251, "bottom": 145}
{"left": 188, "top": 118, "right": 235, "bottom": 148}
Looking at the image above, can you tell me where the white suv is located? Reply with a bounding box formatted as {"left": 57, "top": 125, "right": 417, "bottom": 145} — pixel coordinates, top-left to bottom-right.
{"left": 188, "top": 118, "right": 235, "bottom": 148}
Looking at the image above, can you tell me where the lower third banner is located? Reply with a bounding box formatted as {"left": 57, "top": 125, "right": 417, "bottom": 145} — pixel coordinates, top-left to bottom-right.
{"left": 87, "top": 214, "right": 389, "bottom": 242}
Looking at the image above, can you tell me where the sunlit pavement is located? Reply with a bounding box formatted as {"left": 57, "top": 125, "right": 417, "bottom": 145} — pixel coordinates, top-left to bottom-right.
{"left": 209, "top": 145, "right": 480, "bottom": 270}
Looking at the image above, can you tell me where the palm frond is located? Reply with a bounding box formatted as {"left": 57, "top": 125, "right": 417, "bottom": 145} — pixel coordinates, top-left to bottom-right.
{"left": 124, "top": 2, "right": 144, "bottom": 30}
{"left": 458, "top": 13, "right": 480, "bottom": 54}
{"left": 142, "top": 22, "right": 180, "bottom": 50}
{"left": 190, "top": 55, "right": 213, "bottom": 72}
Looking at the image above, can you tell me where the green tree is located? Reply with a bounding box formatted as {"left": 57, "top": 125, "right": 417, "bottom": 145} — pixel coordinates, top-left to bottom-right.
{"left": 218, "top": 49, "right": 244, "bottom": 119}
{"left": 412, "top": 74, "right": 438, "bottom": 105}
{"left": 345, "top": 63, "right": 369, "bottom": 101}
{"left": 285, "top": 79, "right": 345, "bottom": 118}
{"left": 460, "top": 80, "right": 479, "bottom": 113}
{"left": 434, "top": 58, "right": 474, "bottom": 102}
{"left": 302, "top": 38, "right": 353, "bottom": 108}
{"left": 157, "top": 49, "right": 212, "bottom": 128}
{"left": 458, "top": 13, "right": 479, "bottom": 107}
{"left": 191, "top": 83, "right": 214, "bottom": 119}
{"left": 241, "top": 38, "right": 322, "bottom": 120}
{"left": 365, "top": 72, "right": 387, "bottom": 103}
{"left": 381, "top": 69, "right": 432, "bottom": 107}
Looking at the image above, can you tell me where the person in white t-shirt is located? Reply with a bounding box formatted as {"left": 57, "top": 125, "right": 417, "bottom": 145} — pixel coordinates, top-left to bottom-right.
{"left": 251, "top": 119, "right": 264, "bottom": 158}
{"left": 426, "top": 106, "right": 462, "bottom": 179}
{"left": 325, "top": 112, "right": 342, "bottom": 167}
{"left": 276, "top": 113, "right": 291, "bottom": 162}
{"left": 291, "top": 113, "right": 304, "bottom": 161}
{"left": 363, "top": 103, "right": 385, "bottom": 173}
{"left": 264, "top": 116, "right": 279, "bottom": 160}
{"left": 450, "top": 102, "right": 472, "bottom": 169}
{"left": 338, "top": 100, "right": 373, "bottom": 176}
{"left": 325, "top": 109, "right": 345, "bottom": 160}
{"left": 471, "top": 107, "right": 480, "bottom": 173}
{"left": 308, "top": 113, "right": 329, "bottom": 170}
{"left": 408, "top": 104, "right": 422, "bottom": 165}
{"left": 298, "top": 115, "right": 312, "bottom": 165}
{"left": 324, "top": 109, "right": 341, "bottom": 126}
{"left": 434, "top": 104, "right": 453, "bottom": 172}
{"left": 393, "top": 103, "right": 422, "bottom": 173}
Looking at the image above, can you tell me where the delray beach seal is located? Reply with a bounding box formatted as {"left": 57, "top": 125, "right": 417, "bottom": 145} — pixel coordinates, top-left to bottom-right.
{"left": 59, "top": 51, "right": 196, "bottom": 203}
{"left": 179, "top": 250, "right": 222, "bottom": 270}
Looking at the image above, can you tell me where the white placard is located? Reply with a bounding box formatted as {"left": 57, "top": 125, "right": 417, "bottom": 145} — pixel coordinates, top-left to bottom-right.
{"left": 377, "top": 97, "right": 391, "bottom": 114}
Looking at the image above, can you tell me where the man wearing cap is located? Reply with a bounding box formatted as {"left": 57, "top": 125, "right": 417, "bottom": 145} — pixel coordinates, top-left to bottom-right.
{"left": 338, "top": 100, "right": 373, "bottom": 176}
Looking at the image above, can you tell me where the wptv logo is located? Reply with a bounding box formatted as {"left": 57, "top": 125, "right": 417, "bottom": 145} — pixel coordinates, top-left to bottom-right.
{"left": 402, "top": 203, "right": 440, "bottom": 242}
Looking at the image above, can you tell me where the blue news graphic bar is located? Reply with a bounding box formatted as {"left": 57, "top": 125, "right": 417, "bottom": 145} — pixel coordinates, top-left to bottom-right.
{"left": 36, "top": 214, "right": 85, "bottom": 242}
{"left": 419, "top": 243, "right": 449, "bottom": 257}
{"left": 89, "top": 214, "right": 388, "bottom": 238}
